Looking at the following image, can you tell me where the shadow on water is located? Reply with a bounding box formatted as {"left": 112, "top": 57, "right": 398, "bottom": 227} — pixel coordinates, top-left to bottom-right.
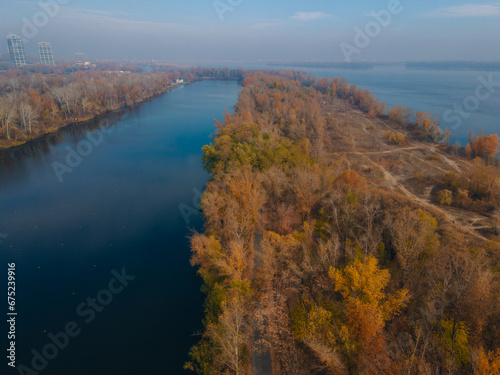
{"left": 0, "top": 109, "right": 132, "bottom": 168}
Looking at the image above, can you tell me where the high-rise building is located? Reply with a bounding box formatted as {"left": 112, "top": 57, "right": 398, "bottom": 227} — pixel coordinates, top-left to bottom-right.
{"left": 38, "top": 42, "right": 55, "bottom": 66}
{"left": 7, "top": 34, "right": 26, "bottom": 67}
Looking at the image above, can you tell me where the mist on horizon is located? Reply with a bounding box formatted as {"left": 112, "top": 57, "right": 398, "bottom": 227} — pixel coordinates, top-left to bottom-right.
{"left": 1, "top": 0, "right": 500, "bottom": 63}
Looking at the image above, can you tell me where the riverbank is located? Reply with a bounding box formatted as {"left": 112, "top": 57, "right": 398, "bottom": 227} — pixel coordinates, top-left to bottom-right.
{"left": 0, "top": 83, "right": 185, "bottom": 152}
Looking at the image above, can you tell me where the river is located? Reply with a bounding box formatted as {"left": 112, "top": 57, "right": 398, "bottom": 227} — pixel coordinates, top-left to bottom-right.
{"left": 0, "top": 80, "right": 241, "bottom": 375}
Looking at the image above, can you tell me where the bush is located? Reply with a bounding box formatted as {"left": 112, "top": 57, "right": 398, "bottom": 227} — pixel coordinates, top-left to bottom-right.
{"left": 425, "top": 154, "right": 440, "bottom": 161}
{"left": 441, "top": 172, "right": 466, "bottom": 191}
{"left": 413, "top": 171, "right": 424, "bottom": 181}
{"left": 437, "top": 189, "right": 453, "bottom": 206}
{"left": 384, "top": 130, "right": 407, "bottom": 145}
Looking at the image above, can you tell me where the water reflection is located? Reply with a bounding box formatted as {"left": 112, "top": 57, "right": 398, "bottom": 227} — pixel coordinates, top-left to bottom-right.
{"left": 0, "top": 110, "right": 130, "bottom": 167}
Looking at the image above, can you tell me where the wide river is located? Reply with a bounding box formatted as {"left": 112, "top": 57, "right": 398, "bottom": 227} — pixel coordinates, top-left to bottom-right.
{"left": 0, "top": 80, "right": 241, "bottom": 375}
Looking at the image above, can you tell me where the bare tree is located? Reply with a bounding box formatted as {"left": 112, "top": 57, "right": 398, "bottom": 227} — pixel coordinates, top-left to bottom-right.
{"left": 18, "top": 101, "right": 37, "bottom": 134}
{"left": 0, "top": 97, "right": 17, "bottom": 139}
{"left": 207, "top": 294, "right": 248, "bottom": 374}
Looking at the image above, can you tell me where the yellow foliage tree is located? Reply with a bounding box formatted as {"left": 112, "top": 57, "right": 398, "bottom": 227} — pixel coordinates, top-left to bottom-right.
{"left": 330, "top": 256, "right": 409, "bottom": 322}
{"left": 329, "top": 256, "right": 409, "bottom": 372}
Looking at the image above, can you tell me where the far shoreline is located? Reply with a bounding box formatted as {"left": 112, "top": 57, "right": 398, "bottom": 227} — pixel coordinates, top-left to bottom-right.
{"left": 0, "top": 82, "right": 187, "bottom": 155}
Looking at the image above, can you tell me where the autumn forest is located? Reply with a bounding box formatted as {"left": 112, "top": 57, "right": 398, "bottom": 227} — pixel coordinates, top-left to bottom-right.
{"left": 185, "top": 71, "right": 500, "bottom": 374}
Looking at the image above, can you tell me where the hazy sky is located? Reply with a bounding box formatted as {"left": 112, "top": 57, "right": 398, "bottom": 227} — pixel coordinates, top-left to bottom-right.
{"left": 1, "top": 0, "right": 500, "bottom": 62}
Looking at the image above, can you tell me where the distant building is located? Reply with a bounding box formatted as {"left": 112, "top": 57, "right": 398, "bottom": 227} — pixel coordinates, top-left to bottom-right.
{"left": 7, "top": 34, "right": 26, "bottom": 67}
{"left": 38, "top": 42, "right": 55, "bottom": 66}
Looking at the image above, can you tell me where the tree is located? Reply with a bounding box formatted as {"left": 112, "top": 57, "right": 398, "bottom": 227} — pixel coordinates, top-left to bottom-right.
{"left": 385, "top": 130, "right": 407, "bottom": 145}
{"left": 329, "top": 256, "right": 409, "bottom": 373}
{"left": 216, "top": 240, "right": 251, "bottom": 284}
{"left": 0, "top": 96, "right": 17, "bottom": 139}
{"left": 206, "top": 294, "right": 248, "bottom": 374}
{"left": 335, "top": 169, "right": 367, "bottom": 193}
{"left": 190, "top": 234, "right": 223, "bottom": 286}
{"left": 466, "top": 158, "right": 499, "bottom": 201}
{"left": 387, "top": 209, "right": 438, "bottom": 285}
{"left": 388, "top": 106, "right": 414, "bottom": 127}
{"left": 330, "top": 256, "right": 409, "bottom": 322}
{"left": 415, "top": 111, "right": 439, "bottom": 133}
{"left": 467, "top": 131, "right": 500, "bottom": 159}
{"left": 18, "top": 101, "right": 37, "bottom": 134}
{"left": 290, "top": 166, "right": 322, "bottom": 220}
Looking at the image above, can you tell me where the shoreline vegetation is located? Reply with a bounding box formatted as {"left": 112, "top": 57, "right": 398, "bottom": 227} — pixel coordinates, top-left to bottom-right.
{"left": 184, "top": 71, "right": 500, "bottom": 374}
{"left": 0, "top": 70, "right": 174, "bottom": 150}
{"left": 0, "top": 67, "right": 244, "bottom": 151}
{"left": 0, "top": 84, "right": 178, "bottom": 154}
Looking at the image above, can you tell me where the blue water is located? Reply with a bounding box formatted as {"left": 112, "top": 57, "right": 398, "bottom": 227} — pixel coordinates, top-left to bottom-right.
{"left": 299, "top": 65, "right": 500, "bottom": 144}
{"left": 0, "top": 80, "right": 241, "bottom": 375}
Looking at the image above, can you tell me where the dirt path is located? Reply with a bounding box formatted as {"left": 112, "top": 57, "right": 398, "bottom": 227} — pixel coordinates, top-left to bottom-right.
{"left": 357, "top": 152, "right": 489, "bottom": 242}
{"left": 252, "top": 231, "right": 272, "bottom": 375}
{"left": 371, "top": 115, "right": 466, "bottom": 173}
{"left": 416, "top": 142, "right": 463, "bottom": 173}
{"left": 326, "top": 106, "right": 492, "bottom": 245}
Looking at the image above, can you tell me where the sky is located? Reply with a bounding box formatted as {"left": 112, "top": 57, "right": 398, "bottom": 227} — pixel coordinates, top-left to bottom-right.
{"left": 1, "top": 0, "right": 500, "bottom": 62}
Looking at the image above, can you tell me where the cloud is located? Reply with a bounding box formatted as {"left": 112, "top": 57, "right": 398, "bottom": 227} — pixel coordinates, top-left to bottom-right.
{"left": 290, "top": 12, "right": 331, "bottom": 22}
{"left": 428, "top": 3, "right": 500, "bottom": 18}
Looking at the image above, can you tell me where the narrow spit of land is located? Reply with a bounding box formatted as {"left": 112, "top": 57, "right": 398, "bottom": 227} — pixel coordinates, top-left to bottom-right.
{"left": 186, "top": 71, "right": 500, "bottom": 375}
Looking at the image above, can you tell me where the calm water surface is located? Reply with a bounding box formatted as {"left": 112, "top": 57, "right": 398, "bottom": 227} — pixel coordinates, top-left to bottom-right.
{"left": 0, "top": 80, "right": 241, "bottom": 375}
